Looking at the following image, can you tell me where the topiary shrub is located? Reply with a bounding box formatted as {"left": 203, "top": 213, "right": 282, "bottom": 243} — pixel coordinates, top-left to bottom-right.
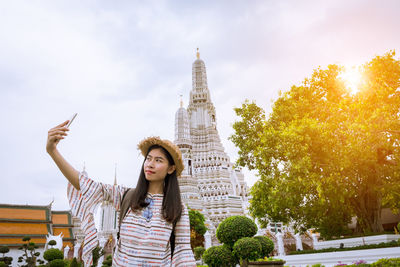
{"left": 202, "top": 245, "right": 234, "bottom": 267}
{"left": 193, "top": 246, "right": 206, "bottom": 261}
{"left": 69, "top": 257, "right": 82, "bottom": 267}
{"left": 216, "top": 216, "right": 258, "bottom": 248}
{"left": 18, "top": 236, "right": 41, "bottom": 266}
{"left": 253, "top": 236, "right": 274, "bottom": 257}
{"left": 49, "top": 258, "right": 65, "bottom": 267}
{"left": 0, "top": 246, "right": 12, "bottom": 266}
{"left": 101, "top": 255, "right": 112, "bottom": 267}
{"left": 48, "top": 240, "right": 57, "bottom": 248}
{"left": 0, "top": 247, "right": 9, "bottom": 256}
{"left": 233, "top": 237, "right": 261, "bottom": 265}
{"left": 91, "top": 246, "right": 105, "bottom": 267}
{"left": 43, "top": 248, "right": 64, "bottom": 262}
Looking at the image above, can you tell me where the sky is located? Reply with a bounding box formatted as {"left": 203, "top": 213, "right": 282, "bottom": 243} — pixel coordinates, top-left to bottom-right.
{"left": 1, "top": 0, "right": 399, "bottom": 211}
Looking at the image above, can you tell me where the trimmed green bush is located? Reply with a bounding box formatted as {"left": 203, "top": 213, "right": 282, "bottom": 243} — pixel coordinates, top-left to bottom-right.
{"left": 43, "top": 248, "right": 64, "bottom": 262}
{"left": 48, "top": 240, "right": 57, "bottom": 248}
{"left": 289, "top": 240, "right": 400, "bottom": 255}
{"left": 0, "top": 246, "right": 12, "bottom": 266}
{"left": 253, "top": 236, "right": 274, "bottom": 257}
{"left": 101, "top": 255, "right": 112, "bottom": 267}
{"left": 233, "top": 237, "right": 261, "bottom": 262}
{"left": 0, "top": 247, "right": 9, "bottom": 255}
{"left": 203, "top": 245, "right": 234, "bottom": 267}
{"left": 69, "top": 257, "right": 82, "bottom": 267}
{"left": 193, "top": 246, "right": 206, "bottom": 260}
{"left": 216, "top": 216, "right": 257, "bottom": 247}
{"left": 49, "top": 259, "right": 65, "bottom": 267}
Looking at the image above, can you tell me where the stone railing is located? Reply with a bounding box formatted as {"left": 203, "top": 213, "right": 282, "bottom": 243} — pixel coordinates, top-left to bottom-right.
{"left": 313, "top": 234, "right": 400, "bottom": 249}
{"left": 279, "top": 247, "right": 400, "bottom": 267}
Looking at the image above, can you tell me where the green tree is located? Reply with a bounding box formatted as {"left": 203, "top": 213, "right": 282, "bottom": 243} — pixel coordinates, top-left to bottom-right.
{"left": 230, "top": 51, "right": 400, "bottom": 237}
{"left": 189, "top": 209, "right": 207, "bottom": 249}
{"left": 48, "top": 259, "right": 65, "bottom": 267}
{"left": 90, "top": 246, "right": 104, "bottom": 267}
{"left": 43, "top": 248, "right": 63, "bottom": 263}
{"left": 202, "top": 245, "right": 234, "bottom": 267}
{"left": 0, "top": 246, "right": 12, "bottom": 266}
{"left": 216, "top": 216, "right": 257, "bottom": 248}
{"left": 18, "top": 236, "right": 43, "bottom": 267}
{"left": 253, "top": 236, "right": 274, "bottom": 258}
{"left": 69, "top": 257, "right": 81, "bottom": 267}
{"left": 101, "top": 255, "right": 112, "bottom": 267}
{"left": 232, "top": 237, "right": 261, "bottom": 266}
{"left": 48, "top": 240, "right": 57, "bottom": 249}
{"left": 193, "top": 246, "right": 206, "bottom": 261}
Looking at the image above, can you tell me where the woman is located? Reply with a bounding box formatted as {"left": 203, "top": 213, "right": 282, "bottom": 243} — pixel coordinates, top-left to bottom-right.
{"left": 47, "top": 120, "right": 196, "bottom": 266}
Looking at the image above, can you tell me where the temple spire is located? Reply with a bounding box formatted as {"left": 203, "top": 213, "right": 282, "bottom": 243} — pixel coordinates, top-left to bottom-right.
{"left": 114, "top": 163, "right": 117, "bottom": 186}
{"left": 180, "top": 94, "right": 183, "bottom": 108}
{"left": 196, "top": 48, "right": 200, "bottom": 59}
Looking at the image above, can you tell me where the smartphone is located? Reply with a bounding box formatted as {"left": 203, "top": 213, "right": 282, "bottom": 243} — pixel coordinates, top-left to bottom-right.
{"left": 66, "top": 113, "right": 78, "bottom": 128}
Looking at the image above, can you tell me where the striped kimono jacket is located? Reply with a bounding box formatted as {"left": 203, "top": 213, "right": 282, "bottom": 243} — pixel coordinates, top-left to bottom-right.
{"left": 67, "top": 171, "right": 196, "bottom": 266}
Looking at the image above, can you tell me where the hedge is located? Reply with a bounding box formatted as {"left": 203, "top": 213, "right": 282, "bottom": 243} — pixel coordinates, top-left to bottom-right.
{"left": 289, "top": 240, "right": 400, "bottom": 255}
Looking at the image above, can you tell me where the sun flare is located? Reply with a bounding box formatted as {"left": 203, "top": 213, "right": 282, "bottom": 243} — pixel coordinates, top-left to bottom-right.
{"left": 339, "top": 66, "right": 362, "bottom": 95}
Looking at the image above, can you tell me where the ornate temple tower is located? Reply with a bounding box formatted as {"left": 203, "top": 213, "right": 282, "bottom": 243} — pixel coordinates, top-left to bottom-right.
{"left": 98, "top": 167, "right": 118, "bottom": 241}
{"left": 175, "top": 98, "right": 204, "bottom": 211}
{"left": 175, "top": 49, "right": 249, "bottom": 228}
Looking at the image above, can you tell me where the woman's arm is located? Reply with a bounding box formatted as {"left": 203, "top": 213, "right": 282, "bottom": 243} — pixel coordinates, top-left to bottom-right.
{"left": 46, "top": 120, "right": 80, "bottom": 190}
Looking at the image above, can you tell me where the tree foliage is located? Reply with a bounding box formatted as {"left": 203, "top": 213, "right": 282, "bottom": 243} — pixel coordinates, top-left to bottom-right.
{"left": 253, "top": 236, "right": 274, "bottom": 257}
{"left": 193, "top": 246, "right": 206, "bottom": 261}
{"left": 90, "top": 247, "right": 104, "bottom": 267}
{"left": 101, "top": 255, "right": 112, "bottom": 267}
{"left": 189, "top": 209, "right": 207, "bottom": 249}
{"left": 216, "top": 216, "right": 258, "bottom": 248}
{"left": 18, "top": 236, "right": 45, "bottom": 267}
{"left": 230, "top": 51, "right": 400, "bottom": 238}
{"left": 43, "top": 249, "right": 63, "bottom": 263}
{"left": 232, "top": 237, "right": 261, "bottom": 262}
{"left": 70, "top": 258, "right": 82, "bottom": 267}
{"left": 202, "top": 245, "right": 234, "bottom": 267}
{"left": 0, "top": 246, "right": 12, "bottom": 267}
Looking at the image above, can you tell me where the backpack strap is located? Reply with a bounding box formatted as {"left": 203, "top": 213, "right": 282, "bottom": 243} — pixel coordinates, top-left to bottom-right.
{"left": 117, "top": 188, "right": 136, "bottom": 240}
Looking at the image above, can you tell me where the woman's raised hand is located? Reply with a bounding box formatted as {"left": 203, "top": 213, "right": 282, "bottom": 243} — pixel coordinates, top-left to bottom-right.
{"left": 46, "top": 120, "right": 69, "bottom": 154}
{"left": 46, "top": 120, "right": 80, "bottom": 189}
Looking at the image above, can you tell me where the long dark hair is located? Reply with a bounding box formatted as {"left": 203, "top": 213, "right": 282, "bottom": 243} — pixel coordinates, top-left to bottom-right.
{"left": 130, "top": 145, "right": 183, "bottom": 224}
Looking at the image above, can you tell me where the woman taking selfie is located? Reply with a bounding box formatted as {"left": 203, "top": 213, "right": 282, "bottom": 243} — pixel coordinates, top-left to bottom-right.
{"left": 47, "top": 120, "right": 196, "bottom": 266}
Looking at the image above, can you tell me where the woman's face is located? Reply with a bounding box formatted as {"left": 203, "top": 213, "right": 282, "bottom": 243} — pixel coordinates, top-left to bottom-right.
{"left": 144, "top": 147, "right": 176, "bottom": 183}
